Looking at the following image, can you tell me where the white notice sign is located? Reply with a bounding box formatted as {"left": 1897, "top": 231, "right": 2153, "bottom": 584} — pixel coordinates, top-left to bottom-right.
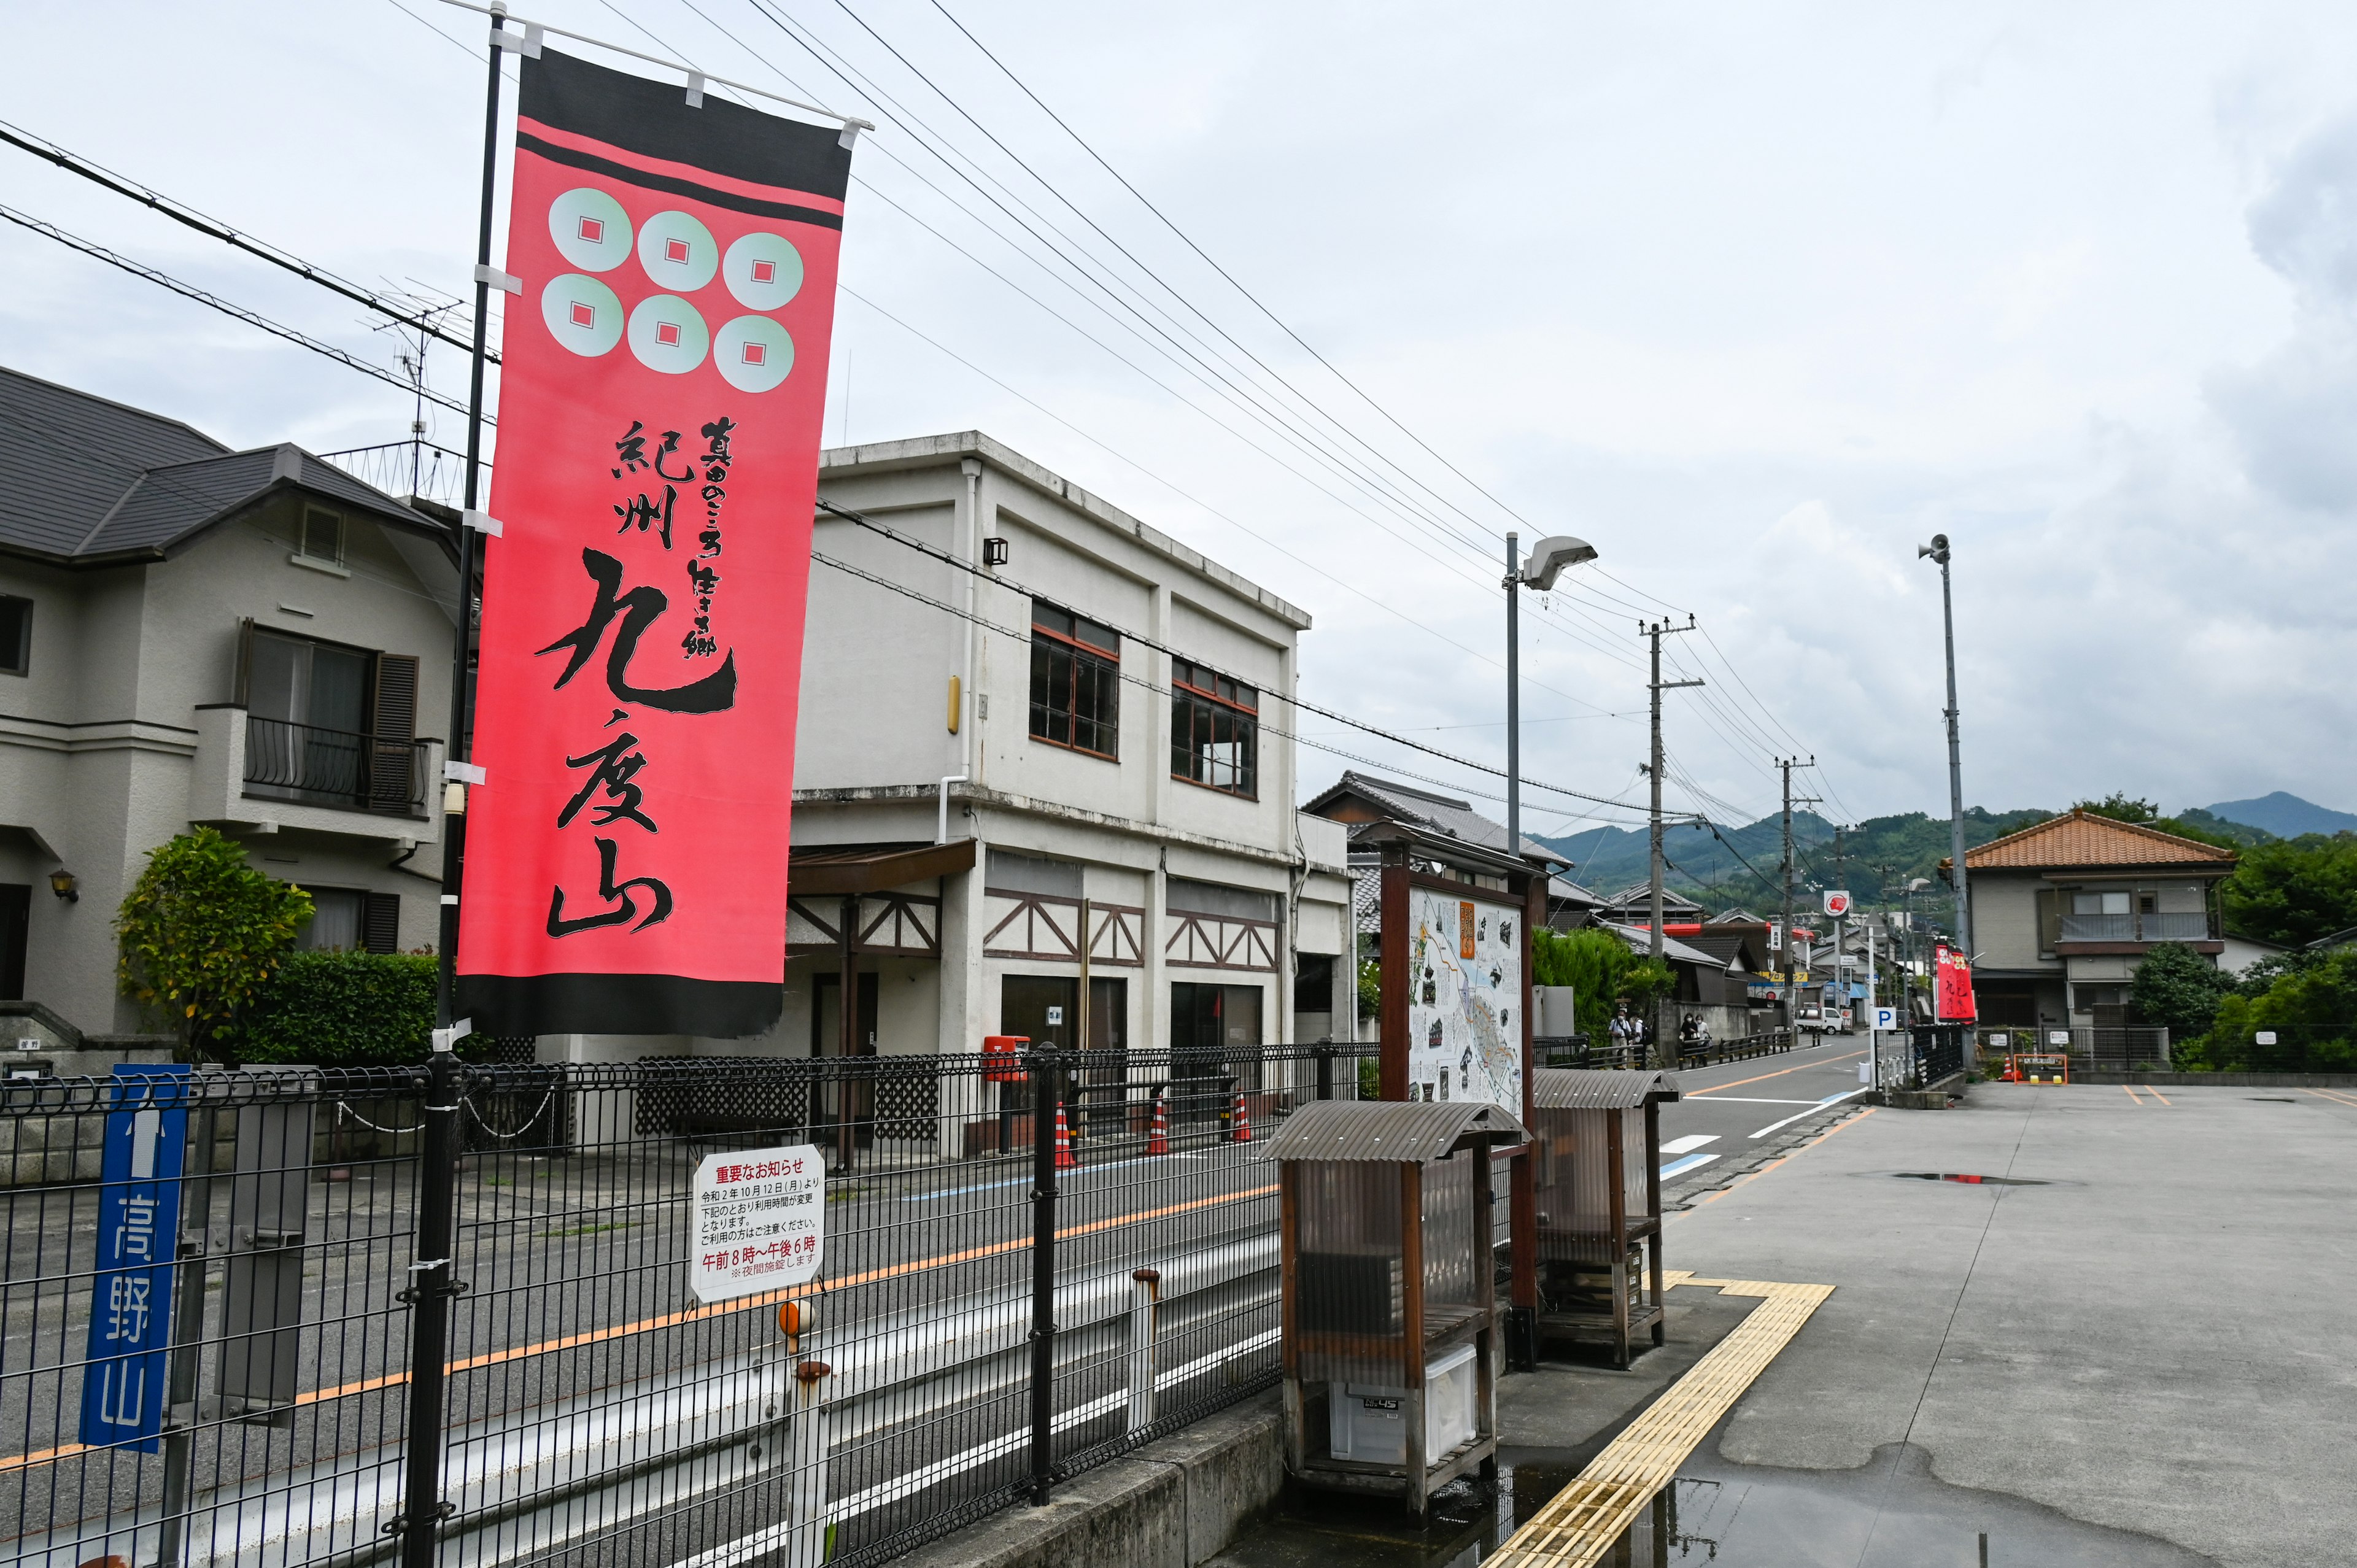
{"left": 690, "top": 1143, "right": 826, "bottom": 1303}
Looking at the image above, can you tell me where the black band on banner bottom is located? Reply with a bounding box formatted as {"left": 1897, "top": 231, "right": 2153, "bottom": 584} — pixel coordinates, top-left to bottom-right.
{"left": 516, "top": 133, "right": 845, "bottom": 230}
{"left": 458, "top": 973, "right": 783, "bottom": 1039}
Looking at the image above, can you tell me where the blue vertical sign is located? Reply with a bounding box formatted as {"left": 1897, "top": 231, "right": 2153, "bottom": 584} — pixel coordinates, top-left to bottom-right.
{"left": 77, "top": 1065, "right": 190, "bottom": 1453}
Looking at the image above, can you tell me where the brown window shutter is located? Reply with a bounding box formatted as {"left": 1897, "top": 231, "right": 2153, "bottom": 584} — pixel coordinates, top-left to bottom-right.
{"left": 234, "top": 617, "right": 255, "bottom": 706}
{"left": 368, "top": 654, "right": 420, "bottom": 813}
{"left": 361, "top": 892, "right": 401, "bottom": 954}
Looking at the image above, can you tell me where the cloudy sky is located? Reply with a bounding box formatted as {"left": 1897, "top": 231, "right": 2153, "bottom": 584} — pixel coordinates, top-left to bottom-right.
{"left": 5, "top": 1, "right": 2352, "bottom": 837}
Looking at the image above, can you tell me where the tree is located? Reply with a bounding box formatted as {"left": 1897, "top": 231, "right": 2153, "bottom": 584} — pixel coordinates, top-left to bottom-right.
{"left": 2074, "top": 792, "right": 2158, "bottom": 823}
{"left": 2194, "top": 947, "right": 2357, "bottom": 1071}
{"left": 116, "top": 827, "right": 313, "bottom": 1065}
{"left": 2073, "top": 792, "right": 2243, "bottom": 852}
{"left": 2220, "top": 834, "right": 2357, "bottom": 948}
{"left": 1533, "top": 927, "right": 1678, "bottom": 1037}
{"left": 2128, "top": 942, "right": 2232, "bottom": 1039}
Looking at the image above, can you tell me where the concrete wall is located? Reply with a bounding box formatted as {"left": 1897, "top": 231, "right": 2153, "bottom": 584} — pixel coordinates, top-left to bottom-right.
{"left": 1968, "top": 871, "right": 2054, "bottom": 975}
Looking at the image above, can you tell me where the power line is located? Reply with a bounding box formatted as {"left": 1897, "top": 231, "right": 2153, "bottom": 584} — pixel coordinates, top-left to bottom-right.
{"left": 0, "top": 118, "right": 495, "bottom": 361}
{"left": 815, "top": 495, "right": 1666, "bottom": 819}
{"left": 834, "top": 284, "right": 1623, "bottom": 719}
{"left": 0, "top": 201, "right": 487, "bottom": 422}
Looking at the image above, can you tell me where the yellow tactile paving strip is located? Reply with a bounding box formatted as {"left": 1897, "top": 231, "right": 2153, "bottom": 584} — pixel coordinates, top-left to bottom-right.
{"left": 1487, "top": 1272, "right": 1835, "bottom": 1568}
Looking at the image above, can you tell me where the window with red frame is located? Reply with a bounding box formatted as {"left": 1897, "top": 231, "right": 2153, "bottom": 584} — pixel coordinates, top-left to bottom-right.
{"left": 1029, "top": 600, "right": 1120, "bottom": 759}
{"left": 1170, "top": 657, "right": 1258, "bottom": 797}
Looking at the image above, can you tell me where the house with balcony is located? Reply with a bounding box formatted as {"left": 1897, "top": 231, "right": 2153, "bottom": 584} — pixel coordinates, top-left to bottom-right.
{"left": 0, "top": 365, "right": 457, "bottom": 1046}
{"left": 1957, "top": 808, "right": 2237, "bottom": 1032}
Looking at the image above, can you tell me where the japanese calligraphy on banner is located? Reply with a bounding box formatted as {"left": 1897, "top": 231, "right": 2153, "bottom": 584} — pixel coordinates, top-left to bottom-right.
{"left": 1935, "top": 943, "right": 1978, "bottom": 1022}
{"left": 1406, "top": 888, "right": 1522, "bottom": 1110}
{"left": 77, "top": 1067, "right": 189, "bottom": 1453}
{"left": 691, "top": 1143, "right": 825, "bottom": 1302}
{"left": 457, "top": 50, "right": 853, "bottom": 1035}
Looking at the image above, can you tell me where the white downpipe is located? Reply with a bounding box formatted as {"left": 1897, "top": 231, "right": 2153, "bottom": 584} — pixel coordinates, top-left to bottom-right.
{"left": 938, "top": 775, "right": 967, "bottom": 846}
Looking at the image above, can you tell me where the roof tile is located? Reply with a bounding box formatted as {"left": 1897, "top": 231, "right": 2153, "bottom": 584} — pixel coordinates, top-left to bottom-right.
{"left": 1964, "top": 809, "right": 2237, "bottom": 870}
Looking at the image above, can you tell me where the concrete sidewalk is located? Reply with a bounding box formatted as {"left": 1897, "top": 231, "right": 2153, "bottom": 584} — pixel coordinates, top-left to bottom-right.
{"left": 1677, "top": 1083, "right": 2357, "bottom": 1568}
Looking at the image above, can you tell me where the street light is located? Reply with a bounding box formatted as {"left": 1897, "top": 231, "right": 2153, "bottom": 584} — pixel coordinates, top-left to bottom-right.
{"left": 1917, "top": 534, "right": 1970, "bottom": 964}
{"left": 1503, "top": 528, "right": 1597, "bottom": 1377}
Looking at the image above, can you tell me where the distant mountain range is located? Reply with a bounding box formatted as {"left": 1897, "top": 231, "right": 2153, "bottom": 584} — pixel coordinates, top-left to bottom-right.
{"left": 2200, "top": 792, "right": 2357, "bottom": 839}
{"left": 1531, "top": 790, "right": 2351, "bottom": 911}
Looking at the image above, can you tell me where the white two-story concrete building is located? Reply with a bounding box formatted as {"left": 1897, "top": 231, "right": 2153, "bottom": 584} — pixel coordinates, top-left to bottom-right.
{"left": 543, "top": 433, "right": 1357, "bottom": 1088}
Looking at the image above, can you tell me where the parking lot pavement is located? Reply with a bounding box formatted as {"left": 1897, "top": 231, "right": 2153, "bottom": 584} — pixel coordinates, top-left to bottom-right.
{"left": 1670, "top": 1081, "right": 2357, "bottom": 1568}
{"left": 1655, "top": 1038, "right": 1871, "bottom": 1183}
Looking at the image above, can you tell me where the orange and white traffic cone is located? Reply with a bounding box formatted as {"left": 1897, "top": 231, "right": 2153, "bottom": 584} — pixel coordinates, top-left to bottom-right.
{"left": 1146, "top": 1089, "right": 1169, "bottom": 1156}
{"left": 1231, "top": 1091, "right": 1252, "bottom": 1144}
{"left": 1055, "top": 1100, "right": 1080, "bottom": 1169}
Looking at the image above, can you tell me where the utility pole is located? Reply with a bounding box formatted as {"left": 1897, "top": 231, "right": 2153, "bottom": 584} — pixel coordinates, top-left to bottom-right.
{"left": 1832, "top": 826, "right": 1846, "bottom": 1030}
{"left": 1776, "top": 759, "right": 1820, "bottom": 1039}
{"left": 1919, "top": 533, "right": 1971, "bottom": 962}
{"left": 1644, "top": 617, "right": 1703, "bottom": 1068}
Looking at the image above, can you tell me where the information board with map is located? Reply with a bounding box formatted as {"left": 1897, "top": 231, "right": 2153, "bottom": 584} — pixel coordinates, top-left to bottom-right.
{"left": 1404, "top": 887, "right": 1524, "bottom": 1109}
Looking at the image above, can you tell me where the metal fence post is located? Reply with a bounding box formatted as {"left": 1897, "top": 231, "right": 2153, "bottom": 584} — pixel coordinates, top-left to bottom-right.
{"left": 1126, "top": 1268, "right": 1160, "bottom": 1431}
{"left": 397, "top": 1051, "right": 462, "bottom": 1566}
{"left": 1314, "top": 1042, "right": 1334, "bottom": 1102}
{"left": 1028, "top": 1049, "right": 1059, "bottom": 1505}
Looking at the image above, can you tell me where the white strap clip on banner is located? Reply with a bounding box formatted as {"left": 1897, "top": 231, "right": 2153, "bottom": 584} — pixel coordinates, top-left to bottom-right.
{"left": 431, "top": 1019, "right": 473, "bottom": 1054}
{"left": 685, "top": 71, "right": 707, "bottom": 108}
{"left": 462, "top": 509, "right": 503, "bottom": 538}
{"left": 839, "top": 121, "right": 869, "bottom": 151}
{"left": 495, "top": 21, "right": 544, "bottom": 57}
{"left": 444, "top": 760, "right": 487, "bottom": 786}
{"left": 474, "top": 265, "right": 522, "bottom": 295}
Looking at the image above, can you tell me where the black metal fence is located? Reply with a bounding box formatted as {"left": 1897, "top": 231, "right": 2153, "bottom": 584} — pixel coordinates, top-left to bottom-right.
{"left": 1536, "top": 1029, "right": 1795, "bottom": 1072}
{"left": 0, "top": 1044, "right": 1375, "bottom": 1568}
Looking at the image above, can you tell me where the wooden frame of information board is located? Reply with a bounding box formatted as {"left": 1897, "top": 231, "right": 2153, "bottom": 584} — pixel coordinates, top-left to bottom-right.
{"left": 1357, "top": 819, "right": 1549, "bottom": 1368}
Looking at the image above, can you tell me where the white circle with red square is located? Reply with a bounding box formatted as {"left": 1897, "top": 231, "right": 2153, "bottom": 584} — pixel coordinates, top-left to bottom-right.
{"left": 723, "top": 233, "right": 803, "bottom": 311}
{"left": 627, "top": 295, "right": 709, "bottom": 373}
{"left": 549, "top": 188, "right": 632, "bottom": 272}
{"left": 637, "top": 210, "right": 719, "bottom": 292}
{"left": 716, "top": 316, "right": 794, "bottom": 392}
{"left": 541, "top": 275, "right": 625, "bottom": 356}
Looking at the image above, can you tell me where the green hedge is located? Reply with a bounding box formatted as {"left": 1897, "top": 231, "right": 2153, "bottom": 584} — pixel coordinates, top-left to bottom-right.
{"left": 240, "top": 951, "right": 439, "bottom": 1067}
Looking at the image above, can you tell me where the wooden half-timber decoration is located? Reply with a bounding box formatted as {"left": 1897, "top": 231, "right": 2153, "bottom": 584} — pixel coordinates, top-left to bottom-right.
{"left": 981, "top": 892, "right": 1145, "bottom": 968}
{"left": 1164, "top": 909, "right": 1280, "bottom": 972}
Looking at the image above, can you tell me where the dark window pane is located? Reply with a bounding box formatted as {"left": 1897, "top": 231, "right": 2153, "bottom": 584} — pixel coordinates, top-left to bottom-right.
{"left": 0, "top": 595, "right": 28, "bottom": 675}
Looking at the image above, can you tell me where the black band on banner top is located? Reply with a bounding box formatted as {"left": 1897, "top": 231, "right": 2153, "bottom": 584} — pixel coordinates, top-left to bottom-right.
{"left": 519, "top": 47, "right": 852, "bottom": 204}
{"left": 460, "top": 971, "right": 784, "bottom": 1038}
{"left": 515, "top": 133, "right": 845, "bottom": 231}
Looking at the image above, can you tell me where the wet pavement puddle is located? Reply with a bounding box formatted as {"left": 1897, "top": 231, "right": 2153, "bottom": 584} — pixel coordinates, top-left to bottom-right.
{"left": 1887, "top": 1172, "right": 2053, "bottom": 1186}
{"left": 1207, "top": 1424, "right": 2215, "bottom": 1567}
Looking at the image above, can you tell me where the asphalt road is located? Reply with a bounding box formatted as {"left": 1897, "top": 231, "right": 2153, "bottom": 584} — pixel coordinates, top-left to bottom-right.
{"left": 1657, "top": 1035, "right": 1872, "bottom": 1186}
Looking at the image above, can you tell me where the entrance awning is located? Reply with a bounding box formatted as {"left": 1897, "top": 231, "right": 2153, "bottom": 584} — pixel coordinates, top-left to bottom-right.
{"left": 789, "top": 839, "right": 977, "bottom": 896}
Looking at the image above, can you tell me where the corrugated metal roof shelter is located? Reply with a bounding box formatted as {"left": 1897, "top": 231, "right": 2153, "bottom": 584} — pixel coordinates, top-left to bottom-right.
{"left": 1528, "top": 1067, "right": 1676, "bottom": 1367}
{"left": 1531, "top": 1068, "right": 1680, "bottom": 1110}
{"left": 1267, "top": 1097, "right": 1524, "bottom": 1523}
{"left": 1256, "top": 1097, "right": 1527, "bottom": 1163}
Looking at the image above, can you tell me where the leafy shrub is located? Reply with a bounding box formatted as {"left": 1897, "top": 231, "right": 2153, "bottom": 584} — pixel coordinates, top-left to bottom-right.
{"left": 116, "top": 827, "right": 312, "bottom": 1064}
{"left": 241, "top": 951, "right": 439, "bottom": 1067}
{"left": 1531, "top": 926, "right": 1675, "bottom": 1037}
{"left": 2188, "top": 947, "right": 2357, "bottom": 1071}
{"left": 2129, "top": 941, "right": 2233, "bottom": 1039}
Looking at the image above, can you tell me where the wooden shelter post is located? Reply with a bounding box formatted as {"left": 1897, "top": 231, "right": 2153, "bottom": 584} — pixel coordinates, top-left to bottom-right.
{"left": 1379, "top": 849, "right": 1410, "bottom": 1100}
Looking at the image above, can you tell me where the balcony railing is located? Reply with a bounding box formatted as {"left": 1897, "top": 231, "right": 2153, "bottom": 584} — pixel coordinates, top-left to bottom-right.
{"left": 2057, "top": 910, "right": 2215, "bottom": 943}
{"left": 245, "top": 715, "right": 428, "bottom": 816}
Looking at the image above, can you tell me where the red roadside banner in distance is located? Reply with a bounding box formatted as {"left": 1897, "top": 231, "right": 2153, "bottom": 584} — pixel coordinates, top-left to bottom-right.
{"left": 456, "top": 48, "right": 851, "bottom": 1037}
{"left": 1934, "top": 943, "right": 1978, "bottom": 1023}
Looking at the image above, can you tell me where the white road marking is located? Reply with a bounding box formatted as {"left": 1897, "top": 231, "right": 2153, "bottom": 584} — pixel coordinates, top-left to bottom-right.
{"left": 1660, "top": 1152, "right": 1722, "bottom": 1179}
{"left": 1748, "top": 1089, "right": 1868, "bottom": 1138}
{"left": 1660, "top": 1134, "right": 1720, "bottom": 1155}
{"left": 1682, "top": 1096, "right": 1819, "bottom": 1106}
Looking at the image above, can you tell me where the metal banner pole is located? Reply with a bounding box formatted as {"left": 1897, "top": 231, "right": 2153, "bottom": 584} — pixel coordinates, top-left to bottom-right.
{"left": 1028, "top": 1049, "right": 1060, "bottom": 1504}
{"left": 435, "top": 1, "right": 506, "bottom": 1037}
{"left": 401, "top": 10, "right": 504, "bottom": 1564}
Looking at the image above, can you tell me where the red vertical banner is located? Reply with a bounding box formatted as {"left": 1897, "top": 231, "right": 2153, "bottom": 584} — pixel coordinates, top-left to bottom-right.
{"left": 456, "top": 50, "right": 851, "bottom": 1037}
{"left": 1935, "top": 943, "right": 1977, "bottom": 1023}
